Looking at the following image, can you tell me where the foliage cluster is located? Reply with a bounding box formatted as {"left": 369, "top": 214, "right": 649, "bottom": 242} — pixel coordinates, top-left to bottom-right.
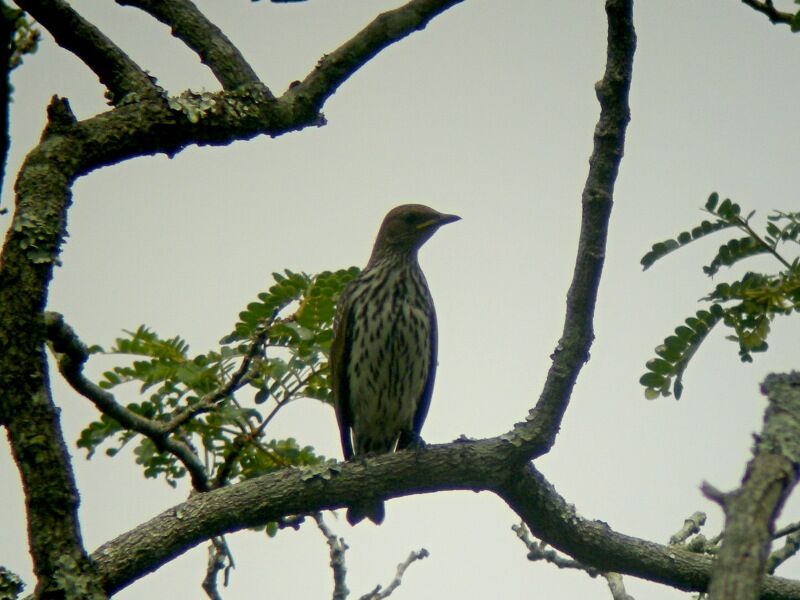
{"left": 640, "top": 193, "right": 800, "bottom": 399}
{"left": 78, "top": 268, "right": 359, "bottom": 492}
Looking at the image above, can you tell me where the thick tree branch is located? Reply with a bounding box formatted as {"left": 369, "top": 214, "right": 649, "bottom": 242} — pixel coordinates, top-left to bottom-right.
{"left": 740, "top": 0, "right": 794, "bottom": 26}
{"left": 43, "top": 311, "right": 211, "bottom": 491}
{"left": 500, "top": 463, "right": 800, "bottom": 600}
{"left": 504, "top": 0, "right": 636, "bottom": 458}
{"left": 0, "top": 98, "right": 105, "bottom": 598}
{"left": 19, "top": 3, "right": 471, "bottom": 177}
{"left": 14, "top": 0, "right": 157, "bottom": 104}
{"left": 85, "top": 439, "right": 800, "bottom": 598}
{"left": 706, "top": 372, "right": 800, "bottom": 599}
{"left": 116, "top": 0, "right": 267, "bottom": 93}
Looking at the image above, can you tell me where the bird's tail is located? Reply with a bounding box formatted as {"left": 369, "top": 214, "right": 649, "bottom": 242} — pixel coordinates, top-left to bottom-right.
{"left": 346, "top": 500, "right": 385, "bottom": 526}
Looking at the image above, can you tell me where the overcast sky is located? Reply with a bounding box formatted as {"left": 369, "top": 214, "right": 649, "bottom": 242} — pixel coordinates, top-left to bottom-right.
{"left": 2, "top": 1, "right": 800, "bottom": 598}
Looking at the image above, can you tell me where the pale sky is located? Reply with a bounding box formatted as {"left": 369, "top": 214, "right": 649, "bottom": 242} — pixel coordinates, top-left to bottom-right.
{"left": 2, "top": 1, "right": 800, "bottom": 598}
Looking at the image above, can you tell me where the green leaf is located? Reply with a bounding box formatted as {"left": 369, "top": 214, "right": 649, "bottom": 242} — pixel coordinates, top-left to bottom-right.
{"left": 645, "top": 358, "right": 672, "bottom": 375}
{"left": 792, "top": 11, "right": 800, "bottom": 32}
{"left": 641, "top": 308, "right": 721, "bottom": 399}
{"left": 703, "top": 236, "right": 769, "bottom": 276}
{"left": 705, "top": 192, "right": 719, "bottom": 212}
{"left": 639, "top": 372, "right": 666, "bottom": 388}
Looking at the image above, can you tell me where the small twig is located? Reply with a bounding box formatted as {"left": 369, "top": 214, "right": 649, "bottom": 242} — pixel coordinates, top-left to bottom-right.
{"left": 252, "top": 368, "right": 315, "bottom": 437}
{"left": 45, "top": 311, "right": 276, "bottom": 491}
{"left": 513, "top": 522, "right": 600, "bottom": 575}
{"left": 605, "top": 571, "right": 635, "bottom": 600}
{"left": 211, "top": 435, "right": 247, "bottom": 489}
{"left": 740, "top": 0, "right": 794, "bottom": 26}
{"left": 768, "top": 531, "right": 800, "bottom": 574}
{"left": 201, "top": 536, "right": 235, "bottom": 600}
{"left": 513, "top": 522, "right": 635, "bottom": 599}
{"left": 700, "top": 481, "right": 728, "bottom": 506}
{"left": 44, "top": 311, "right": 211, "bottom": 491}
{"left": 358, "top": 549, "right": 430, "bottom": 600}
{"left": 314, "top": 513, "right": 349, "bottom": 600}
{"left": 669, "top": 511, "right": 707, "bottom": 545}
{"left": 735, "top": 214, "right": 793, "bottom": 270}
{"left": 249, "top": 437, "right": 290, "bottom": 468}
{"left": 774, "top": 520, "right": 800, "bottom": 539}
{"left": 163, "top": 326, "right": 270, "bottom": 432}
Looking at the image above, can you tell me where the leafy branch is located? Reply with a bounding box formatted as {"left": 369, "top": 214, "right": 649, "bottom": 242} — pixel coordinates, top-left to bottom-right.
{"left": 640, "top": 193, "right": 799, "bottom": 399}
{"left": 72, "top": 268, "right": 359, "bottom": 491}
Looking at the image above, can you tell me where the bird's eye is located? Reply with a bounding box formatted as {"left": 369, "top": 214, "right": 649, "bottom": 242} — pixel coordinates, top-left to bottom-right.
{"left": 404, "top": 213, "right": 421, "bottom": 225}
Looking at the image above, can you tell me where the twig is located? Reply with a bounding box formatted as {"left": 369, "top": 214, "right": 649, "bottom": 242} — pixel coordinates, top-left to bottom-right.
{"left": 117, "top": 0, "right": 267, "bottom": 92}
{"left": 514, "top": 520, "right": 636, "bottom": 597}
{"left": 358, "top": 549, "right": 429, "bottom": 600}
{"left": 768, "top": 531, "right": 800, "bottom": 574}
{"left": 163, "top": 326, "right": 270, "bottom": 432}
{"left": 740, "top": 0, "right": 794, "bottom": 26}
{"left": 201, "top": 536, "right": 235, "bottom": 600}
{"left": 314, "top": 513, "right": 349, "bottom": 600}
{"left": 211, "top": 436, "right": 247, "bottom": 489}
{"left": 513, "top": 522, "right": 600, "bottom": 575}
{"left": 669, "top": 512, "right": 707, "bottom": 545}
{"left": 774, "top": 521, "right": 800, "bottom": 539}
{"left": 44, "top": 311, "right": 211, "bottom": 491}
{"left": 731, "top": 213, "right": 794, "bottom": 270}
{"left": 605, "top": 572, "right": 635, "bottom": 600}
{"left": 0, "top": 3, "right": 21, "bottom": 202}
{"left": 252, "top": 367, "right": 316, "bottom": 437}
{"left": 289, "top": 0, "right": 464, "bottom": 107}
{"left": 15, "top": 0, "right": 158, "bottom": 103}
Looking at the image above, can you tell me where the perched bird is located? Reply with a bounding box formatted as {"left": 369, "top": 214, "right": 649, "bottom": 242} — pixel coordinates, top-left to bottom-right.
{"left": 331, "top": 204, "right": 460, "bottom": 525}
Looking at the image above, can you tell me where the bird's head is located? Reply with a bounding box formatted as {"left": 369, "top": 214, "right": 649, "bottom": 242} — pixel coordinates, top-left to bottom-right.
{"left": 370, "top": 204, "right": 461, "bottom": 261}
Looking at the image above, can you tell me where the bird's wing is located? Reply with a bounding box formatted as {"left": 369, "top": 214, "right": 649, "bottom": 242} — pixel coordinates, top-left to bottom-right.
{"left": 412, "top": 303, "right": 437, "bottom": 436}
{"left": 331, "top": 288, "right": 355, "bottom": 460}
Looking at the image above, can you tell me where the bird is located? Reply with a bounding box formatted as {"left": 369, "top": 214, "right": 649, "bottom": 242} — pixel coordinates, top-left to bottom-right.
{"left": 330, "top": 204, "right": 460, "bottom": 525}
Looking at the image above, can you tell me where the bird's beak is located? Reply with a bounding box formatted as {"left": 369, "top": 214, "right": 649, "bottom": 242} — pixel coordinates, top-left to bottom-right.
{"left": 417, "top": 212, "right": 461, "bottom": 230}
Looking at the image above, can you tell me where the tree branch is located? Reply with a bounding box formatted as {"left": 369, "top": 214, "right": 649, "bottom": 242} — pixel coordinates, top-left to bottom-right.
{"left": 0, "top": 4, "right": 466, "bottom": 591}
{"left": 0, "top": 98, "right": 105, "bottom": 597}
{"left": 0, "top": 2, "right": 19, "bottom": 200}
{"left": 14, "top": 0, "right": 157, "bottom": 104}
{"left": 162, "top": 325, "right": 269, "bottom": 432}
{"left": 707, "top": 372, "right": 800, "bottom": 599}
{"left": 84, "top": 439, "right": 800, "bottom": 598}
{"left": 514, "top": 520, "right": 636, "bottom": 599}
{"left": 200, "top": 536, "right": 233, "bottom": 600}
{"left": 768, "top": 532, "right": 800, "bottom": 574}
{"left": 740, "top": 0, "right": 794, "bottom": 26}
{"left": 314, "top": 513, "right": 349, "bottom": 600}
{"left": 286, "top": 0, "right": 465, "bottom": 109}
{"left": 116, "top": 0, "right": 267, "bottom": 93}
{"left": 499, "top": 463, "right": 800, "bottom": 600}
{"left": 503, "top": 0, "right": 636, "bottom": 458}
{"left": 669, "top": 512, "right": 707, "bottom": 545}
{"left": 44, "top": 311, "right": 213, "bottom": 491}
{"left": 359, "top": 548, "right": 429, "bottom": 600}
